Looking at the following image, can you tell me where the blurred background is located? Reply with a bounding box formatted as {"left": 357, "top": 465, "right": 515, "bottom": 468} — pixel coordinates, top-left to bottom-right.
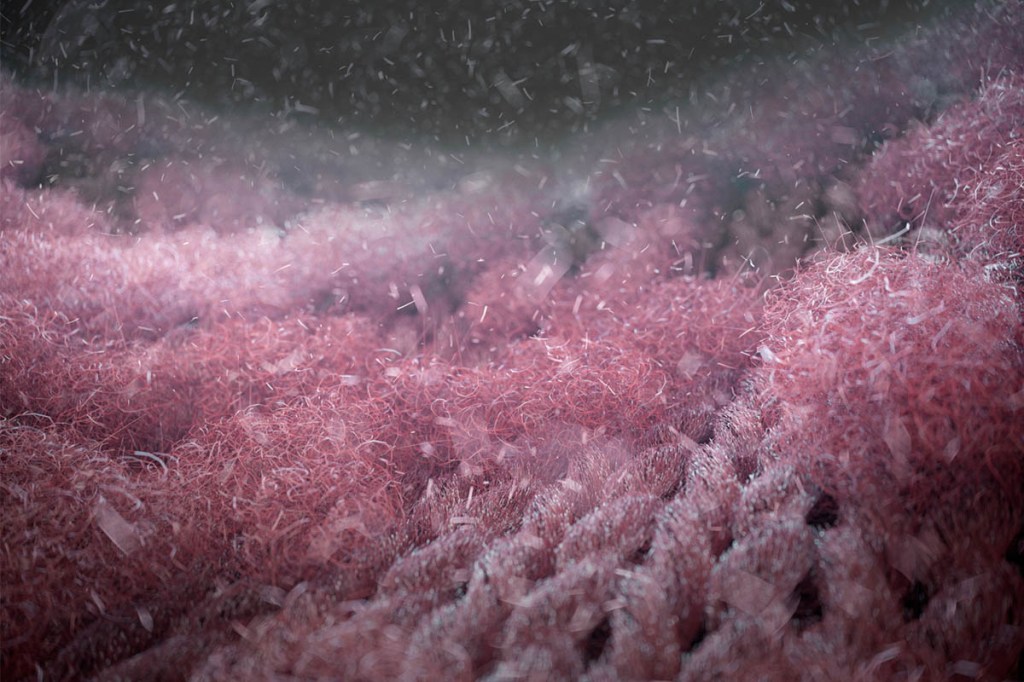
{"left": 2, "top": 0, "right": 954, "bottom": 146}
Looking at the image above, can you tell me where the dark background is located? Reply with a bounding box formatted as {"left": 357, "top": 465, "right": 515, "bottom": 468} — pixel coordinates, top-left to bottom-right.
{"left": 2, "top": 1, "right": 954, "bottom": 143}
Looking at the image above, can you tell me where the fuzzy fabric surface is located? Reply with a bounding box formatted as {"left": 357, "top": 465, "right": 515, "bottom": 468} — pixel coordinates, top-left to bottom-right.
{"left": 2, "top": 2, "right": 1023, "bottom": 680}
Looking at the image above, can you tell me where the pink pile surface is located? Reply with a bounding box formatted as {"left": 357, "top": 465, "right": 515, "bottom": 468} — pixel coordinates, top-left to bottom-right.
{"left": 2, "top": 4, "right": 1023, "bottom": 680}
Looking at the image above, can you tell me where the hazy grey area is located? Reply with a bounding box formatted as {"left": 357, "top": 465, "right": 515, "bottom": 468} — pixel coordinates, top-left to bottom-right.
{"left": 5, "top": 0, "right": 954, "bottom": 147}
